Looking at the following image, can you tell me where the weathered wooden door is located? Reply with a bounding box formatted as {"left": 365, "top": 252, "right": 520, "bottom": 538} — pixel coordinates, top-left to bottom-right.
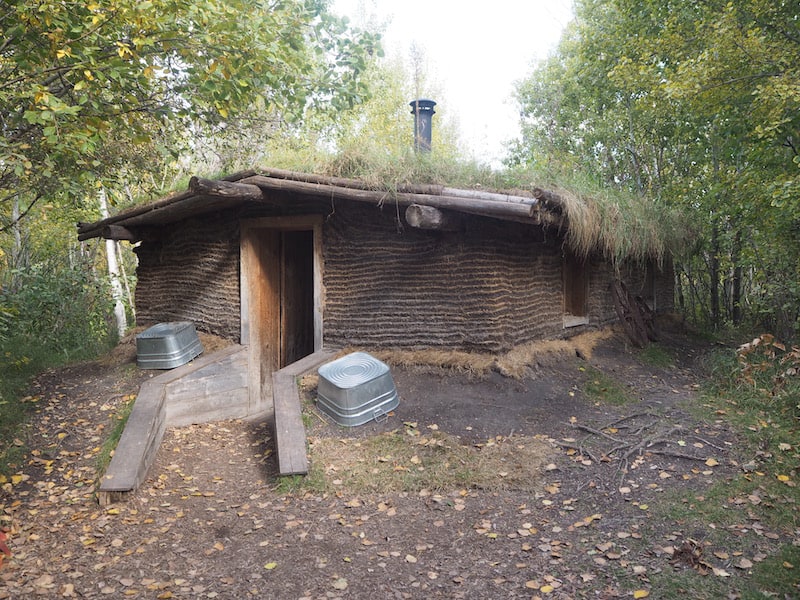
{"left": 241, "top": 217, "right": 321, "bottom": 414}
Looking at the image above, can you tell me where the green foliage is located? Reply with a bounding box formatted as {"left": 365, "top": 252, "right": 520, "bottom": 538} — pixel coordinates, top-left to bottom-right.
{"left": 1, "top": 259, "right": 115, "bottom": 357}
{"left": 0, "top": 0, "right": 381, "bottom": 228}
{"left": 511, "top": 0, "right": 800, "bottom": 337}
{"left": 637, "top": 343, "right": 676, "bottom": 369}
{"left": 0, "top": 254, "right": 116, "bottom": 473}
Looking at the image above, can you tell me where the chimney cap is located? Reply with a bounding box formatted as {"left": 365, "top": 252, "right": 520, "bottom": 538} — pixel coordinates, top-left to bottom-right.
{"left": 409, "top": 99, "right": 437, "bottom": 114}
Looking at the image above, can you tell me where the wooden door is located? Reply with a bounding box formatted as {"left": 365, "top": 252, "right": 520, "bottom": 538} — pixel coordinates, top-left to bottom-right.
{"left": 241, "top": 219, "right": 319, "bottom": 414}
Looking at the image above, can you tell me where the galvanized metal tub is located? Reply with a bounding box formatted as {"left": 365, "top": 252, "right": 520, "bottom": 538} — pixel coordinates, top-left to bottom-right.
{"left": 317, "top": 352, "right": 398, "bottom": 427}
{"left": 136, "top": 322, "right": 203, "bottom": 369}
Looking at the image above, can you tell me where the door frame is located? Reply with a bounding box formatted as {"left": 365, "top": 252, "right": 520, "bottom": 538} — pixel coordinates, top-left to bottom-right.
{"left": 240, "top": 215, "right": 323, "bottom": 413}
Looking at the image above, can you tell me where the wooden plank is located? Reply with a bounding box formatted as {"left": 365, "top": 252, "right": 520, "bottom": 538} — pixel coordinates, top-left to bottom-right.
{"left": 271, "top": 349, "right": 340, "bottom": 476}
{"left": 149, "top": 345, "right": 244, "bottom": 386}
{"left": 166, "top": 388, "right": 250, "bottom": 427}
{"left": 272, "top": 371, "right": 308, "bottom": 475}
{"left": 280, "top": 348, "right": 338, "bottom": 377}
{"left": 98, "top": 382, "right": 166, "bottom": 504}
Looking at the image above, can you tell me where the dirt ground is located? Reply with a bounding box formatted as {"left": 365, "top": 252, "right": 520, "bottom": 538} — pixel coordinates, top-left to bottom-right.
{"left": 0, "top": 324, "right": 793, "bottom": 598}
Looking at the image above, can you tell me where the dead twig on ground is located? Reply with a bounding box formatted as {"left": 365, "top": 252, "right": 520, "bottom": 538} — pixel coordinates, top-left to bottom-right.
{"left": 569, "top": 422, "right": 625, "bottom": 443}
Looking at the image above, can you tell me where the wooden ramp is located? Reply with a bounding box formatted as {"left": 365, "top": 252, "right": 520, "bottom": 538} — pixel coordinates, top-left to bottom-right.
{"left": 98, "top": 345, "right": 248, "bottom": 505}
{"left": 98, "top": 346, "right": 337, "bottom": 503}
{"left": 272, "top": 349, "right": 338, "bottom": 475}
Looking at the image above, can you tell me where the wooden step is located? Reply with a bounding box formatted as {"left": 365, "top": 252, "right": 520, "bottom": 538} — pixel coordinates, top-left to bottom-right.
{"left": 273, "top": 349, "right": 338, "bottom": 476}
{"left": 97, "top": 381, "right": 166, "bottom": 505}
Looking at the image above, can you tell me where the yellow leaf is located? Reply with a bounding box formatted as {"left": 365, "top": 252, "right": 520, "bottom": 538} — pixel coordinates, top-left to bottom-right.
{"left": 264, "top": 562, "right": 277, "bottom": 570}
{"left": 540, "top": 584, "right": 554, "bottom": 593}
{"left": 705, "top": 458, "right": 719, "bottom": 467}
{"left": 633, "top": 590, "right": 650, "bottom": 599}
{"left": 777, "top": 474, "right": 790, "bottom": 482}
{"left": 213, "top": 542, "right": 224, "bottom": 551}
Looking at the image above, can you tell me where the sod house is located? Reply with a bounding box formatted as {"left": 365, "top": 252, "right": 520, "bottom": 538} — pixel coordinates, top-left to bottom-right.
{"left": 79, "top": 167, "right": 673, "bottom": 366}
{"left": 79, "top": 168, "right": 675, "bottom": 489}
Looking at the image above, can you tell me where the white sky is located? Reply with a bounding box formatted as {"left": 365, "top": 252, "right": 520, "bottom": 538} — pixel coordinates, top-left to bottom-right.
{"left": 331, "top": 0, "right": 574, "bottom": 165}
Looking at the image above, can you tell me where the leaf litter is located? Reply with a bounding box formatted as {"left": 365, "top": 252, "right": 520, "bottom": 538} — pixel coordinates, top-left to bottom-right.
{"left": 0, "top": 328, "right": 797, "bottom": 598}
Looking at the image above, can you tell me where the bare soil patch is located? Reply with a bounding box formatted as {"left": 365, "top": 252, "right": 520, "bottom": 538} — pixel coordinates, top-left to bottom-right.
{"left": 0, "top": 323, "right": 793, "bottom": 598}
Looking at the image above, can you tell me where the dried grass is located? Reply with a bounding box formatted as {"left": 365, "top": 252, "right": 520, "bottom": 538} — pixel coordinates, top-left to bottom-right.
{"left": 369, "top": 348, "right": 496, "bottom": 379}
{"left": 363, "top": 327, "right": 620, "bottom": 380}
{"left": 305, "top": 430, "right": 554, "bottom": 495}
{"left": 495, "top": 328, "right": 618, "bottom": 378}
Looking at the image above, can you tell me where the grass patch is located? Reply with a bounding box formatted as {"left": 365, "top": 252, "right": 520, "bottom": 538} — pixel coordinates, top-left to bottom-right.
{"left": 746, "top": 544, "right": 800, "bottom": 598}
{"left": 95, "top": 394, "right": 137, "bottom": 480}
{"left": 645, "top": 569, "right": 730, "bottom": 599}
{"left": 581, "top": 366, "right": 634, "bottom": 405}
{"left": 277, "top": 423, "right": 555, "bottom": 496}
{"left": 637, "top": 342, "right": 676, "bottom": 368}
{"left": 290, "top": 373, "right": 556, "bottom": 496}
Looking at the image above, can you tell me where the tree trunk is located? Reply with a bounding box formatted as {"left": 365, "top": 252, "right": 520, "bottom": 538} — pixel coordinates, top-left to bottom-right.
{"left": 709, "top": 223, "right": 721, "bottom": 329}
{"left": 99, "top": 189, "right": 128, "bottom": 338}
{"left": 730, "top": 229, "right": 743, "bottom": 325}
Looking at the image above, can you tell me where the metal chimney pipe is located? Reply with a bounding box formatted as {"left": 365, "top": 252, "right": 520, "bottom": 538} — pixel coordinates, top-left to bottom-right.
{"left": 409, "top": 99, "right": 436, "bottom": 152}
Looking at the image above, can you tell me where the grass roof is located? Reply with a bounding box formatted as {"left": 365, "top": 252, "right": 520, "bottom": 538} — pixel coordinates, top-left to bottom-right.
{"left": 290, "top": 149, "right": 692, "bottom": 267}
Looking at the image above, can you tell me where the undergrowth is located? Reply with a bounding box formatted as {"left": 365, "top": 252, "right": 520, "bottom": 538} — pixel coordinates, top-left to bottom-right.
{"left": 645, "top": 333, "right": 800, "bottom": 599}
{"left": 0, "top": 260, "right": 116, "bottom": 475}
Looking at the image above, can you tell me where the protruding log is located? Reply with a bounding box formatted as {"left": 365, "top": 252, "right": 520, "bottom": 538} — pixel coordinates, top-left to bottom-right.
{"left": 405, "top": 204, "right": 463, "bottom": 231}
{"left": 532, "top": 188, "right": 565, "bottom": 213}
{"left": 101, "top": 224, "right": 139, "bottom": 241}
{"left": 189, "top": 176, "right": 264, "bottom": 201}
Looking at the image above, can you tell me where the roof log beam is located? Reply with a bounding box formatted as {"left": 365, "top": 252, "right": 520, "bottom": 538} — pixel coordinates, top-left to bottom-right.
{"left": 189, "top": 176, "right": 264, "bottom": 201}
{"left": 241, "top": 175, "right": 544, "bottom": 225}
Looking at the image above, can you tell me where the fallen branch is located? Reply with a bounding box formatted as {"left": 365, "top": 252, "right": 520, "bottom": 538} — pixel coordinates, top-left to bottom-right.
{"left": 648, "top": 449, "right": 710, "bottom": 462}
{"left": 569, "top": 422, "right": 625, "bottom": 443}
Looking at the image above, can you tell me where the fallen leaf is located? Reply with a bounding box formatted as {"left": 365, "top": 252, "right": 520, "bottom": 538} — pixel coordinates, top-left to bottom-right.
{"left": 264, "top": 562, "right": 277, "bottom": 570}
{"left": 633, "top": 590, "right": 650, "bottom": 599}
{"left": 705, "top": 458, "right": 719, "bottom": 467}
{"left": 332, "top": 578, "right": 348, "bottom": 590}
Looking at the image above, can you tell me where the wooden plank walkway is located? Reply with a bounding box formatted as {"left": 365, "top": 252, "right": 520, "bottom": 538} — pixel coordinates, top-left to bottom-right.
{"left": 97, "top": 381, "right": 166, "bottom": 505}
{"left": 272, "top": 349, "right": 338, "bottom": 476}
{"left": 98, "top": 345, "right": 248, "bottom": 505}
{"left": 98, "top": 345, "right": 337, "bottom": 503}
